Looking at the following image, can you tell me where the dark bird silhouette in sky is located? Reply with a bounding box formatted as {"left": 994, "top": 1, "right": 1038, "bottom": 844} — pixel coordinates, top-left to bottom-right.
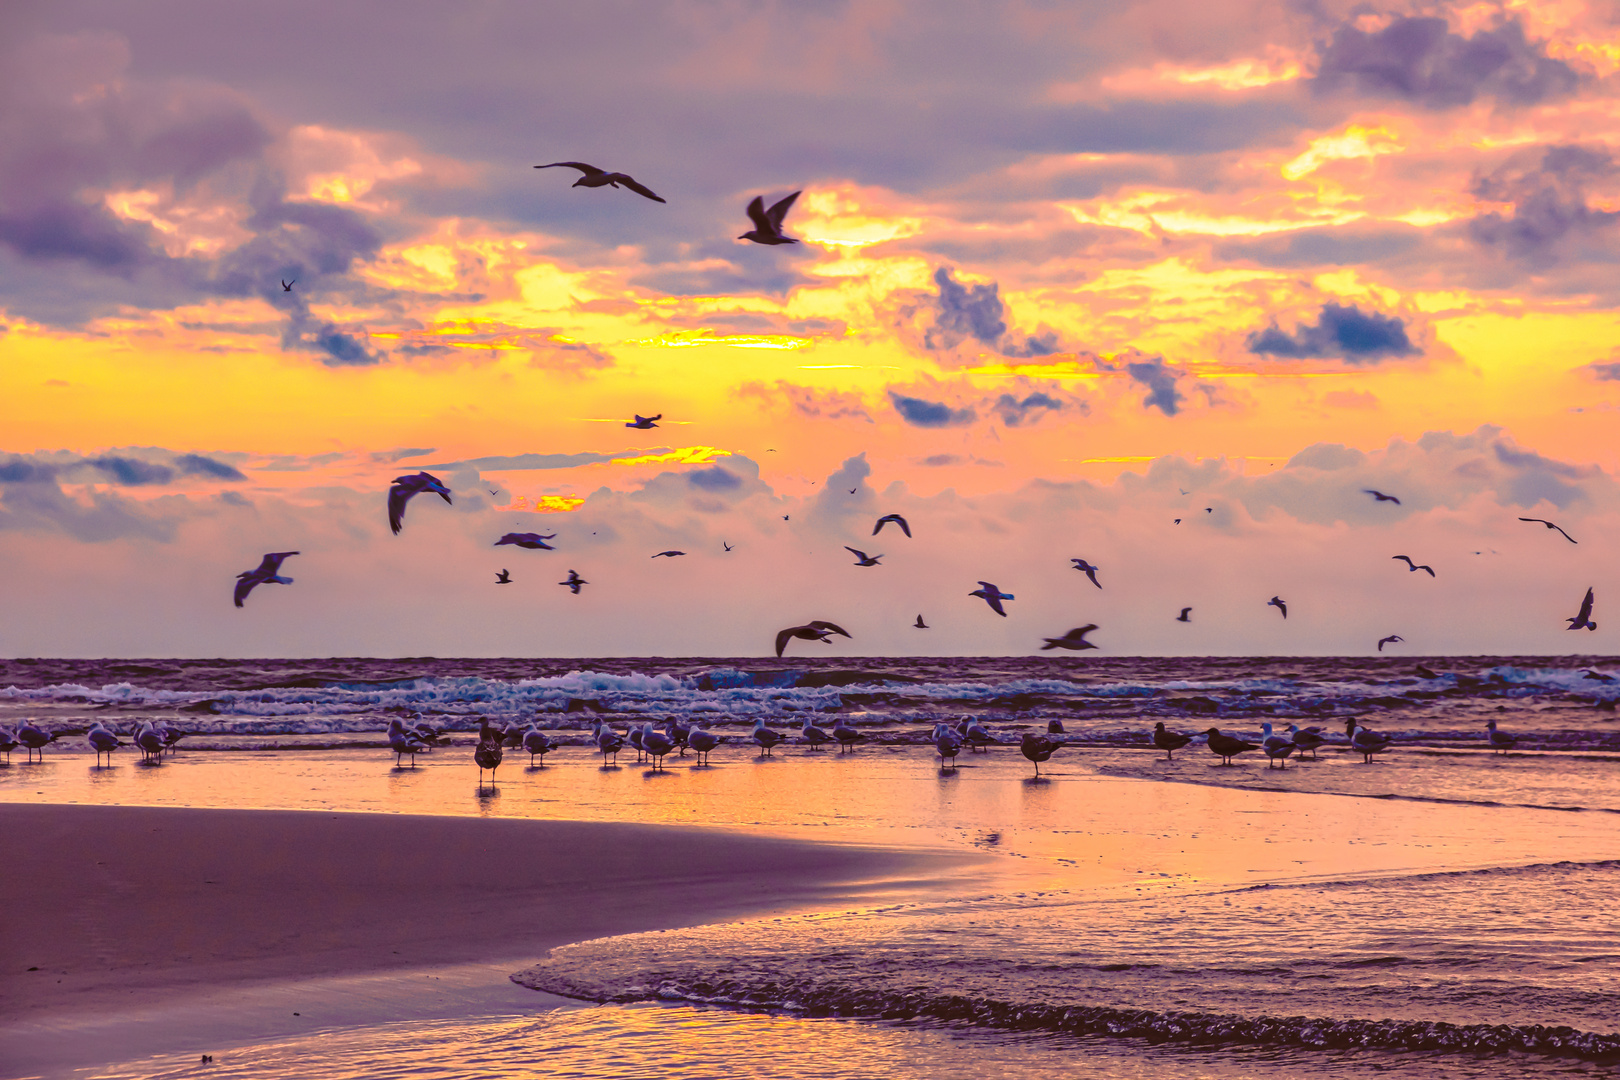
{"left": 496, "top": 532, "right": 557, "bottom": 550}
{"left": 1378, "top": 634, "right": 1404, "bottom": 651}
{"left": 1070, "top": 558, "right": 1101, "bottom": 588}
{"left": 1173, "top": 518, "right": 1181, "bottom": 524}
{"left": 387, "top": 472, "right": 451, "bottom": 534}
{"left": 234, "top": 551, "right": 298, "bottom": 608}
{"left": 774, "top": 620, "right": 851, "bottom": 658}
{"left": 651, "top": 549, "right": 686, "bottom": 558}
{"left": 970, "top": 581, "right": 1014, "bottom": 616}
{"left": 914, "top": 614, "right": 928, "bottom": 629}
{"left": 535, "top": 162, "right": 665, "bottom": 202}
{"left": 1392, "top": 555, "right": 1435, "bottom": 577}
{"left": 873, "top": 513, "right": 911, "bottom": 537}
{"left": 1519, "top": 517, "right": 1577, "bottom": 543}
{"left": 845, "top": 547, "right": 882, "bottom": 566}
{"left": 1567, "top": 587, "right": 1597, "bottom": 631}
{"left": 740, "top": 191, "right": 801, "bottom": 245}
{"left": 625, "top": 413, "right": 661, "bottom": 429}
{"left": 722, "top": 541, "right": 733, "bottom": 552}
{"left": 1267, "top": 596, "right": 1288, "bottom": 618}
{"left": 1176, "top": 607, "right": 1192, "bottom": 622}
{"left": 1153, "top": 722, "right": 1192, "bottom": 760}
{"left": 495, "top": 569, "right": 512, "bottom": 585}
{"left": 1363, "top": 489, "right": 1401, "bottom": 504}
{"left": 280, "top": 279, "right": 294, "bottom": 291}
{"left": 848, "top": 487, "right": 857, "bottom": 494}
{"left": 1041, "top": 624, "right": 1099, "bottom": 651}
{"left": 560, "top": 569, "right": 587, "bottom": 594}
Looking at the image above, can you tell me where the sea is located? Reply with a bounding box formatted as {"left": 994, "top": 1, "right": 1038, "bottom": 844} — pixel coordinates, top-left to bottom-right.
{"left": 4, "top": 654, "right": 1620, "bottom": 1079}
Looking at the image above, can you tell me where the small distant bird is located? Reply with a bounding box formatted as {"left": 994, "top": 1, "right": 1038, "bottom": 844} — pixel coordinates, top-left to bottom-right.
{"left": 1048, "top": 720, "right": 1066, "bottom": 735}
{"left": 1174, "top": 518, "right": 1182, "bottom": 525}
{"left": 1287, "top": 724, "right": 1327, "bottom": 759}
{"left": 388, "top": 472, "right": 451, "bottom": 534}
{"left": 495, "top": 569, "right": 512, "bottom": 585}
{"left": 783, "top": 514, "right": 790, "bottom": 521}
{"left": 1070, "top": 559, "right": 1101, "bottom": 588}
{"left": 1363, "top": 489, "right": 1401, "bottom": 504}
{"left": 1392, "top": 556, "right": 1435, "bottom": 577}
{"left": 845, "top": 547, "right": 882, "bottom": 566}
{"left": 970, "top": 581, "right": 1014, "bottom": 616}
{"left": 1152, "top": 722, "right": 1192, "bottom": 760}
{"left": 1566, "top": 587, "right": 1597, "bottom": 631}
{"left": 0, "top": 726, "right": 18, "bottom": 762}
{"left": 135, "top": 722, "right": 165, "bottom": 763}
{"left": 626, "top": 413, "right": 662, "bottom": 429}
{"left": 1485, "top": 718, "right": 1516, "bottom": 754}
{"left": 560, "top": 569, "right": 587, "bottom": 594}
{"left": 1260, "top": 722, "right": 1295, "bottom": 769}
{"left": 1019, "top": 732, "right": 1060, "bottom": 776}
{"left": 1583, "top": 669, "right": 1614, "bottom": 682}
{"left": 775, "top": 620, "right": 852, "bottom": 657}
{"left": 873, "top": 514, "right": 911, "bottom": 537}
{"left": 1377, "top": 634, "right": 1404, "bottom": 652}
{"left": 1204, "top": 728, "right": 1258, "bottom": 765}
{"left": 1205, "top": 507, "right": 1213, "bottom": 514}
{"left": 1041, "top": 624, "right": 1099, "bottom": 651}
{"left": 535, "top": 162, "right": 666, "bottom": 202}
{"left": 1267, "top": 596, "right": 1288, "bottom": 618}
{"left": 914, "top": 614, "right": 929, "bottom": 629}
{"left": 496, "top": 532, "right": 557, "bottom": 550}
{"left": 17, "top": 721, "right": 55, "bottom": 762}
{"left": 739, "top": 191, "right": 801, "bottom": 245}
{"left": 234, "top": 551, "right": 299, "bottom": 608}
{"left": 1176, "top": 607, "right": 1192, "bottom": 623}
{"left": 960, "top": 717, "right": 997, "bottom": 751}
{"left": 723, "top": 541, "right": 733, "bottom": 552}
{"left": 848, "top": 487, "right": 857, "bottom": 494}
{"left": 474, "top": 740, "right": 503, "bottom": 786}
{"left": 652, "top": 550, "right": 686, "bottom": 558}
{"left": 1519, "top": 517, "right": 1577, "bottom": 543}
{"left": 751, "top": 718, "right": 785, "bottom": 756}
{"left": 280, "top": 279, "right": 294, "bottom": 291}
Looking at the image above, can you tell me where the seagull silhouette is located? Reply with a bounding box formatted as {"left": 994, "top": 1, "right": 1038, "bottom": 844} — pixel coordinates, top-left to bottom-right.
{"left": 848, "top": 487, "right": 857, "bottom": 494}
{"left": 1392, "top": 555, "right": 1435, "bottom": 577}
{"left": 1363, "top": 489, "right": 1401, "bottom": 504}
{"left": 1176, "top": 607, "right": 1192, "bottom": 622}
{"left": 1519, "top": 517, "right": 1577, "bottom": 543}
{"left": 626, "top": 413, "right": 661, "bottom": 429}
{"left": 845, "top": 547, "right": 882, "bottom": 566}
{"left": 280, "top": 279, "right": 295, "bottom": 292}
{"left": 740, "top": 191, "right": 801, "bottom": 245}
{"left": 1377, "top": 634, "right": 1403, "bottom": 651}
{"left": 560, "top": 569, "right": 587, "bottom": 594}
{"left": 387, "top": 472, "right": 451, "bottom": 534}
{"left": 1566, "top": 587, "right": 1597, "bottom": 631}
{"left": 722, "top": 541, "right": 733, "bottom": 552}
{"left": 914, "top": 614, "right": 928, "bottom": 629}
{"left": 1267, "top": 596, "right": 1288, "bottom": 619}
{"left": 651, "top": 550, "right": 686, "bottom": 558}
{"left": 1041, "top": 624, "right": 1099, "bottom": 651}
{"left": 535, "top": 162, "right": 665, "bottom": 202}
{"left": 873, "top": 513, "right": 911, "bottom": 537}
{"left": 774, "top": 620, "right": 851, "bottom": 658}
{"left": 1070, "top": 559, "right": 1101, "bottom": 588}
{"left": 234, "top": 551, "right": 298, "bottom": 608}
{"left": 495, "top": 569, "right": 512, "bottom": 585}
{"left": 970, "top": 582, "right": 1014, "bottom": 616}
{"left": 496, "top": 532, "right": 557, "bottom": 550}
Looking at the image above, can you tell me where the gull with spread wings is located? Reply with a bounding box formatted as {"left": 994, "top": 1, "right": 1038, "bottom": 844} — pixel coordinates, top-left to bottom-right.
{"left": 775, "top": 620, "right": 852, "bottom": 658}
{"left": 740, "top": 191, "right": 801, "bottom": 245}
{"left": 534, "top": 162, "right": 665, "bottom": 202}
{"left": 234, "top": 551, "right": 299, "bottom": 608}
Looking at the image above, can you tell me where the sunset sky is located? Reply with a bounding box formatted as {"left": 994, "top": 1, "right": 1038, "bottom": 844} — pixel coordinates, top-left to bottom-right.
{"left": 2, "top": 0, "right": 1617, "bottom": 657}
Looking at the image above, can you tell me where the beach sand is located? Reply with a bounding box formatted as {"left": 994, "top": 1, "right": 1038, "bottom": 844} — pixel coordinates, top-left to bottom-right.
{"left": 0, "top": 802, "right": 976, "bottom": 1076}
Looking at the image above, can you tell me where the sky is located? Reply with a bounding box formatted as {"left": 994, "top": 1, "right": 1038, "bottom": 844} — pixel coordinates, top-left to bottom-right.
{"left": 1, "top": 0, "right": 1617, "bottom": 658}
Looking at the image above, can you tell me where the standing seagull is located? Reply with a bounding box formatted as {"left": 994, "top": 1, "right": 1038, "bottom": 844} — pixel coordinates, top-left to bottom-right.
{"left": 1152, "top": 722, "right": 1192, "bottom": 760}
{"left": 496, "top": 532, "right": 557, "bottom": 550}
{"left": 495, "top": 569, "right": 513, "bottom": 585}
{"left": 1566, "top": 587, "right": 1597, "bottom": 631}
{"left": 1260, "top": 722, "right": 1296, "bottom": 769}
{"left": 16, "top": 722, "right": 54, "bottom": 762}
{"left": 626, "top": 414, "right": 662, "bottom": 429}
{"left": 1485, "top": 718, "right": 1517, "bottom": 754}
{"left": 1519, "top": 517, "right": 1577, "bottom": 543}
{"left": 1203, "top": 728, "right": 1258, "bottom": 765}
{"left": 388, "top": 472, "right": 451, "bottom": 534}
{"left": 474, "top": 739, "right": 503, "bottom": 787}
{"left": 970, "top": 582, "right": 1015, "bottom": 617}
{"left": 739, "top": 191, "right": 801, "bottom": 245}
{"left": 522, "top": 725, "right": 555, "bottom": 765}
{"left": 1362, "top": 489, "right": 1401, "bottom": 504}
{"left": 1267, "top": 596, "right": 1288, "bottom": 619}
{"left": 534, "top": 162, "right": 665, "bottom": 202}
{"left": 0, "top": 726, "right": 18, "bottom": 763}
{"left": 1041, "top": 625, "right": 1099, "bottom": 651}
{"left": 873, "top": 514, "right": 911, "bottom": 537}
{"left": 1287, "top": 724, "right": 1327, "bottom": 760}
{"left": 914, "top": 614, "right": 929, "bottom": 629}
{"left": 774, "top": 620, "right": 851, "bottom": 657}
{"left": 1176, "top": 607, "right": 1192, "bottom": 623}
{"left": 1070, "top": 559, "right": 1102, "bottom": 588}
{"left": 87, "top": 723, "right": 122, "bottom": 766}
{"left": 933, "top": 723, "right": 963, "bottom": 768}
{"left": 845, "top": 547, "right": 882, "bottom": 566}
{"left": 1377, "top": 634, "right": 1404, "bottom": 652}
{"left": 559, "top": 569, "right": 587, "bottom": 593}
{"left": 751, "top": 718, "right": 785, "bottom": 756}
{"left": 687, "top": 723, "right": 722, "bottom": 765}
{"left": 234, "top": 551, "right": 299, "bottom": 608}
{"left": 1347, "top": 719, "right": 1394, "bottom": 762}
{"left": 1020, "top": 732, "right": 1060, "bottom": 776}
{"left": 1392, "top": 555, "right": 1435, "bottom": 577}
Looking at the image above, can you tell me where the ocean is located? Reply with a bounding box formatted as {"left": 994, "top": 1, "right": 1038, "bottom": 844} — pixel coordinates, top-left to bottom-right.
{"left": 5, "top": 654, "right": 1620, "bottom": 1078}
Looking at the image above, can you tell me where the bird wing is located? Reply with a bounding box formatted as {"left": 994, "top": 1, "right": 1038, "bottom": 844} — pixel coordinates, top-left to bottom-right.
{"left": 1419, "top": 565, "right": 1435, "bottom": 577}
{"left": 1577, "top": 588, "right": 1595, "bottom": 620}
{"left": 1394, "top": 555, "right": 1412, "bottom": 567}
{"left": 1075, "top": 623, "right": 1098, "bottom": 638}
{"left": 774, "top": 628, "right": 795, "bottom": 657}
{"left": 895, "top": 515, "right": 910, "bottom": 537}
{"left": 538, "top": 162, "right": 604, "bottom": 176}
{"left": 984, "top": 595, "right": 1007, "bottom": 616}
{"left": 845, "top": 547, "right": 866, "bottom": 559}
{"left": 745, "top": 196, "right": 772, "bottom": 232}
{"left": 619, "top": 177, "right": 666, "bottom": 202}
{"left": 260, "top": 551, "right": 299, "bottom": 574}
{"left": 233, "top": 576, "right": 258, "bottom": 608}
{"left": 766, "top": 190, "right": 801, "bottom": 228}
{"left": 387, "top": 483, "right": 409, "bottom": 534}
{"left": 807, "top": 620, "right": 850, "bottom": 638}
{"left": 1553, "top": 524, "right": 1577, "bottom": 543}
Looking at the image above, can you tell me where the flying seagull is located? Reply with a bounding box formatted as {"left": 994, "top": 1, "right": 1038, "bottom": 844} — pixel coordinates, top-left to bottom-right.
{"left": 496, "top": 532, "right": 557, "bottom": 550}
{"left": 626, "top": 413, "right": 662, "bottom": 429}
{"left": 651, "top": 550, "right": 686, "bottom": 558}
{"left": 1519, "top": 517, "right": 1577, "bottom": 544}
{"left": 914, "top": 614, "right": 928, "bottom": 629}
{"left": 280, "top": 279, "right": 294, "bottom": 291}
{"left": 1070, "top": 559, "right": 1101, "bottom": 588}
{"left": 1392, "top": 555, "right": 1436, "bottom": 577}
{"left": 1176, "top": 607, "right": 1192, "bottom": 623}
{"left": 1363, "top": 489, "right": 1401, "bottom": 504}
{"left": 970, "top": 581, "right": 1014, "bottom": 617}
{"left": 534, "top": 162, "right": 665, "bottom": 202}
{"left": 774, "top": 620, "right": 852, "bottom": 658}
{"left": 495, "top": 569, "right": 512, "bottom": 585}
{"left": 873, "top": 513, "right": 911, "bottom": 537}
{"left": 560, "top": 570, "right": 587, "bottom": 594}
{"left": 1041, "top": 624, "right": 1099, "bottom": 651}
{"left": 723, "top": 541, "right": 733, "bottom": 552}
{"left": 1567, "top": 587, "right": 1597, "bottom": 631}
{"left": 845, "top": 547, "right": 882, "bottom": 566}
{"left": 387, "top": 472, "right": 451, "bottom": 534}
{"left": 234, "top": 551, "right": 298, "bottom": 608}
{"left": 1267, "top": 596, "right": 1288, "bottom": 619}
{"left": 1377, "top": 634, "right": 1404, "bottom": 652}
{"left": 740, "top": 191, "right": 801, "bottom": 245}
